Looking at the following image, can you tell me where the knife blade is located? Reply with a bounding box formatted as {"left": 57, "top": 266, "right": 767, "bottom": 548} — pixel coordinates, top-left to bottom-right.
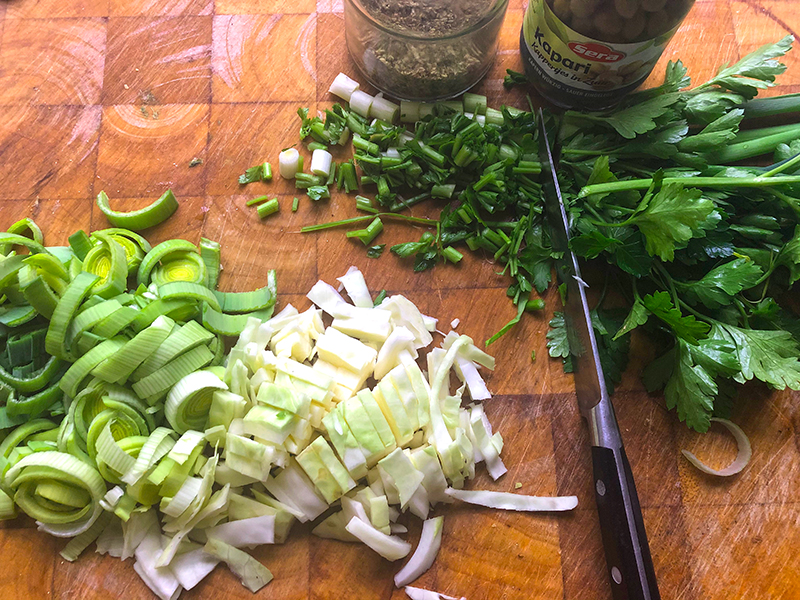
{"left": 537, "top": 108, "right": 661, "bottom": 600}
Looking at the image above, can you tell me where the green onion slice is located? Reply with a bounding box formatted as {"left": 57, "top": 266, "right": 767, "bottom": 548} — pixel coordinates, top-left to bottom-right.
{"left": 82, "top": 233, "right": 128, "bottom": 299}
{"left": 199, "top": 238, "right": 221, "bottom": 289}
{"left": 5, "top": 450, "right": 107, "bottom": 537}
{"left": 158, "top": 281, "right": 221, "bottom": 312}
{"left": 165, "top": 370, "right": 227, "bottom": 434}
{"left": 96, "top": 190, "right": 179, "bottom": 232}
{"left": 137, "top": 239, "right": 199, "bottom": 287}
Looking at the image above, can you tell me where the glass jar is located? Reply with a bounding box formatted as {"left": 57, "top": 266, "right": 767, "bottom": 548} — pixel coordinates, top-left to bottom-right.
{"left": 520, "top": 0, "right": 695, "bottom": 109}
{"left": 344, "top": 0, "right": 510, "bottom": 101}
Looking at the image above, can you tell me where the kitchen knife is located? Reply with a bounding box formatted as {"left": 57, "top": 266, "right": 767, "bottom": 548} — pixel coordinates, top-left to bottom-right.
{"left": 537, "top": 108, "right": 660, "bottom": 600}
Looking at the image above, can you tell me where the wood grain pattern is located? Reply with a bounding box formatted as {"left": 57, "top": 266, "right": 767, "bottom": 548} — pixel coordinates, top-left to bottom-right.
{"left": 0, "top": 0, "right": 798, "bottom": 598}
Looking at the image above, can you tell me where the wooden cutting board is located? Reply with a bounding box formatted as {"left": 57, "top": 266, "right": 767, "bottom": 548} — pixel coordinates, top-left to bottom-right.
{"left": 0, "top": 0, "right": 799, "bottom": 598}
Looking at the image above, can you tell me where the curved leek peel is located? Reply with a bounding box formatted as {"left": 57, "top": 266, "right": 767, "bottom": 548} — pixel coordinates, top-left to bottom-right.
{"left": 165, "top": 370, "right": 227, "bottom": 434}
{"left": 82, "top": 233, "right": 128, "bottom": 299}
{"left": 0, "top": 232, "right": 49, "bottom": 256}
{"left": 199, "top": 238, "right": 221, "bottom": 289}
{"left": 158, "top": 281, "right": 221, "bottom": 313}
{"left": 137, "top": 239, "right": 199, "bottom": 287}
{"left": 6, "top": 218, "right": 43, "bottom": 245}
{"left": 91, "top": 229, "right": 150, "bottom": 276}
{"left": 212, "top": 271, "right": 277, "bottom": 313}
{"left": 96, "top": 190, "right": 179, "bottom": 232}
{"left": 45, "top": 272, "right": 101, "bottom": 360}
{"left": 681, "top": 417, "right": 752, "bottom": 477}
{"left": 4, "top": 451, "right": 106, "bottom": 537}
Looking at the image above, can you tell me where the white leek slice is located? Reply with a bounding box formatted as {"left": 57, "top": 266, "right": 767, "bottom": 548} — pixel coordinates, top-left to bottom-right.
{"left": 394, "top": 516, "right": 444, "bottom": 587}
{"left": 169, "top": 547, "right": 220, "bottom": 591}
{"left": 336, "top": 266, "right": 373, "bottom": 308}
{"left": 349, "top": 90, "right": 374, "bottom": 118}
{"left": 444, "top": 488, "right": 578, "bottom": 511}
{"left": 203, "top": 537, "right": 274, "bottom": 593}
{"left": 206, "top": 514, "right": 276, "bottom": 547}
{"left": 345, "top": 516, "right": 412, "bottom": 561}
{"left": 681, "top": 417, "right": 752, "bottom": 477}
{"left": 328, "top": 72, "right": 360, "bottom": 101}
{"left": 122, "top": 427, "right": 176, "bottom": 486}
{"left": 405, "top": 585, "right": 465, "bottom": 600}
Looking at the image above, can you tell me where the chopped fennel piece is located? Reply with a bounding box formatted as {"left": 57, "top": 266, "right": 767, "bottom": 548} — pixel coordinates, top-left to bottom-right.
{"left": 378, "top": 447, "right": 424, "bottom": 509}
{"left": 444, "top": 488, "right": 578, "bottom": 511}
{"left": 406, "top": 483, "right": 430, "bottom": 520}
{"left": 279, "top": 148, "right": 301, "bottom": 179}
{"left": 328, "top": 72, "right": 360, "bottom": 101}
{"left": 322, "top": 408, "right": 369, "bottom": 479}
{"left": 405, "top": 586, "right": 465, "bottom": 600}
{"left": 206, "top": 514, "right": 277, "bottom": 547}
{"left": 409, "top": 446, "right": 450, "bottom": 504}
{"left": 204, "top": 537, "right": 274, "bottom": 593}
{"left": 345, "top": 516, "right": 412, "bottom": 561}
{"left": 336, "top": 265, "right": 373, "bottom": 308}
{"left": 96, "top": 517, "right": 124, "bottom": 557}
{"left": 341, "top": 495, "right": 371, "bottom": 525}
{"left": 379, "top": 295, "right": 434, "bottom": 348}
{"left": 134, "top": 525, "right": 182, "bottom": 600}
{"left": 307, "top": 279, "right": 354, "bottom": 318}
{"left": 681, "top": 418, "right": 752, "bottom": 477}
{"left": 122, "top": 508, "right": 159, "bottom": 560}
{"left": 332, "top": 313, "right": 392, "bottom": 344}
{"left": 315, "top": 327, "right": 377, "bottom": 375}
{"left": 394, "top": 516, "right": 444, "bottom": 587}
{"left": 310, "top": 435, "right": 357, "bottom": 495}
{"left": 357, "top": 389, "right": 398, "bottom": 450}
{"left": 169, "top": 547, "right": 220, "bottom": 591}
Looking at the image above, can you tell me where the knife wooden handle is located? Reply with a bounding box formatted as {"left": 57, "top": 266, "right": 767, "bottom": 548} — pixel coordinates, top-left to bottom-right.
{"left": 591, "top": 445, "right": 660, "bottom": 600}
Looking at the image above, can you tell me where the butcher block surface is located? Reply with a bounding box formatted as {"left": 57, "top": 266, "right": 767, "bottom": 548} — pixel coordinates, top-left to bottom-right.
{"left": 0, "top": 0, "right": 799, "bottom": 598}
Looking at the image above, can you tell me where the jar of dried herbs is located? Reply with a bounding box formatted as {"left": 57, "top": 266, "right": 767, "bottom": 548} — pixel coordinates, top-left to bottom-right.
{"left": 344, "top": 0, "right": 510, "bottom": 101}
{"left": 520, "top": 0, "right": 696, "bottom": 109}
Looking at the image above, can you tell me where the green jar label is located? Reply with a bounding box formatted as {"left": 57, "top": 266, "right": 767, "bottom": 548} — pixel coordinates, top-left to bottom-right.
{"left": 522, "top": 0, "right": 678, "bottom": 102}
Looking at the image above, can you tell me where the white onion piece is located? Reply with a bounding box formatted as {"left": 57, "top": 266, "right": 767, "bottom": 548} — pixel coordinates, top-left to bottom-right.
{"left": 405, "top": 586, "right": 465, "bottom": 600}
{"left": 328, "top": 73, "right": 360, "bottom": 101}
{"left": 444, "top": 488, "right": 578, "bottom": 511}
{"left": 681, "top": 417, "right": 752, "bottom": 477}
{"left": 279, "top": 148, "right": 301, "bottom": 179}
{"left": 349, "top": 90, "right": 374, "bottom": 117}
{"left": 345, "top": 516, "right": 412, "bottom": 561}
{"left": 394, "top": 516, "right": 444, "bottom": 587}
{"left": 310, "top": 148, "right": 333, "bottom": 177}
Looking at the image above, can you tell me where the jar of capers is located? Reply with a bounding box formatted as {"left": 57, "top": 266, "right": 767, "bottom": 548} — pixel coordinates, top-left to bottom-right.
{"left": 520, "top": 0, "right": 695, "bottom": 109}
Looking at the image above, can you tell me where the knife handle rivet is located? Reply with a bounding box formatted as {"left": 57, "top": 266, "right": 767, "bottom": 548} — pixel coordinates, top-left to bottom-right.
{"left": 611, "top": 566, "right": 623, "bottom": 585}
{"left": 595, "top": 479, "right": 606, "bottom": 497}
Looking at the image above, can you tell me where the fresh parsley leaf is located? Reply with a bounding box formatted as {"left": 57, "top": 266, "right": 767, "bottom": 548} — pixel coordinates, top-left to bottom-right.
{"left": 608, "top": 228, "right": 652, "bottom": 277}
{"left": 517, "top": 242, "right": 553, "bottom": 293}
{"left": 664, "top": 339, "right": 718, "bottom": 431}
{"left": 602, "top": 93, "right": 682, "bottom": 140}
{"left": 676, "top": 257, "right": 762, "bottom": 309}
{"left": 778, "top": 225, "right": 800, "bottom": 284}
{"left": 642, "top": 291, "right": 710, "bottom": 344}
{"left": 366, "top": 244, "right": 385, "bottom": 258}
{"left": 632, "top": 183, "right": 715, "bottom": 261}
{"left": 238, "top": 164, "right": 265, "bottom": 185}
{"left": 711, "top": 323, "right": 800, "bottom": 389}
{"left": 678, "top": 109, "right": 744, "bottom": 153}
{"left": 546, "top": 312, "right": 570, "bottom": 360}
{"left": 570, "top": 230, "right": 620, "bottom": 259}
{"left": 593, "top": 308, "right": 630, "bottom": 391}
{"left": 613, "top": 298, "right": 649, "bottom": 340}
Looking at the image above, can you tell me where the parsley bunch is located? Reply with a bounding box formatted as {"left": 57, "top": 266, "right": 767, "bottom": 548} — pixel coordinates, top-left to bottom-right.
{"left": 550, "top": 35, "right": 800, "bottom": 431}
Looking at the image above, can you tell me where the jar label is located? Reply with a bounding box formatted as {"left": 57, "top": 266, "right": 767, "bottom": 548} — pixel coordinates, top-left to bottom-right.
{"left": 521, "top": 0, "right": 678, "bottom": 102}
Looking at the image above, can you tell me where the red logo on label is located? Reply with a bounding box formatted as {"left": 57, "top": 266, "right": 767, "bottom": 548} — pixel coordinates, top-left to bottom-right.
{"left": 568, "top": 42, "right": 625, "bottom": 63}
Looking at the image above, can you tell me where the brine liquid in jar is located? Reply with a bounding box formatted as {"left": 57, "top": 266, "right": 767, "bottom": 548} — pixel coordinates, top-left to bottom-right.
{"left": 520, "top": 0, "right": 695, "bottom": 109}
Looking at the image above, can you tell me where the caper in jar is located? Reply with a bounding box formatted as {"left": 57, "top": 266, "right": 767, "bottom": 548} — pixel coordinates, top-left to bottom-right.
{"left": 640, "top": 0, "right": 666, "bottom": 12}
{"left": 569, "top": 0, "right": 600, "bottom": 20}
{"left": 594, "top": 9, "right": 624, "bottom": 36}
{"left": 553, "top": 0, "right": 572, "bottom": 21}
{"left": 620, "top": 11, "right": 646, "bottom": 42}
{"left": 614, "top": 0, "right": 640, "bottom": 20}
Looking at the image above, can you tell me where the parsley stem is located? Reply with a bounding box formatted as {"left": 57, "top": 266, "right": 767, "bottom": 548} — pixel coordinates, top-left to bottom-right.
{"left": 762, "top": 152, "right": 800, "bottom": 177}
{"left": 578, "top": 175, "right": 800, "bottom": 198}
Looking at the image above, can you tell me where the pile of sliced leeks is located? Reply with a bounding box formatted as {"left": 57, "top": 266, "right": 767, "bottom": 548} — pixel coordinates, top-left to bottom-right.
{"left": 0, "top": 192, "right": 576, "bottom": 600}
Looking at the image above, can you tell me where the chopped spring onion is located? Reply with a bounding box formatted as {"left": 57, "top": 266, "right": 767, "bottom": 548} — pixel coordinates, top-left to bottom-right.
{"left": 96, "top": 190, "right": 179, "bottom": 231}
{"left": 681, "top": 418, "right": 752, "bottom": 477}
{"left": 279, "top": 148, "right": 301, "bottom": 179}
{"left": 310, "top": 149, "right": 333, "bottom": 178}
{"left": 371, "top": 96, "right": 400, "bottom": 123}
{"left": 349, "top": 90, "right": 374, "bottom": 118}
{"left": 444, "top": 488, "right": 578, "bottom": 512}
{"left": 329, "top": 73, "right": 360, "bottom": 102}
{"left": 257, "top": 198, "right": 280, "bottom": 219}
{"left": 394, "top": 516, "right": 444, "bottom": 587}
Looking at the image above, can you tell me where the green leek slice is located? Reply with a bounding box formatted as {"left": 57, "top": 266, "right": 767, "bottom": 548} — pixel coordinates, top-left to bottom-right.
{"left": 131, "top": 344, "right": 214, "bottom": 401}
{"left": 82, "top": 233, "right": 128, "bottom": 299}
{"left": 165, "top": 370, "right": 227, "bottom": 434}
{"left": 46, "top": 272, "right": 100, "bottom": 360}
{"left": 213, "top": 271, "right": 277, "bottom": 313}
{"left": 59, "top": 338, "right": 127, "bottom": 398}
{"left": 91, "top": 229, "right": 151, "bottom": 275}
{"left": 0, "top": 354, "right": 63, "bottom": 394}
{"left": 91, "top": 315, "right": 174, "bottom": 384}
{"left": 137, "top": 239, "right": 198, "bottom": 287}
{"left": 6, "top": 383, "right": 63, "bottom": 419}
{"left": 158, "top": 281, "right": 221, "bottom": 312}
{"left": 96, "top": 190, "right": 179, "bottom": 232}
{"left": 133, "top": 320, "right": 214, "bottom": 380}
{"left": 199, "top": 238, "right": 221, "bottom": 289}
{"left": 0, "top": 232, "right": 49, "bottom": 256}
{"left": 151, "top": 251, "right": 207, "bottom": 287}
{"left": 201, "top": 304, "right": 275, "bottom": 336}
